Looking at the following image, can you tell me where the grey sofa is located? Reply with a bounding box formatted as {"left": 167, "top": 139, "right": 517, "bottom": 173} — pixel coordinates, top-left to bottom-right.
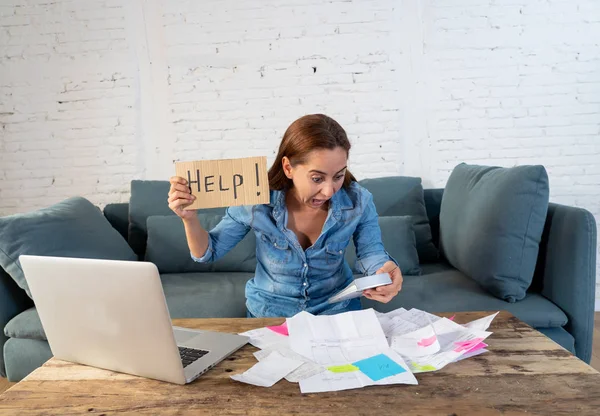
{"left": 0, "top": 176, "right": 597, "bottom": 382}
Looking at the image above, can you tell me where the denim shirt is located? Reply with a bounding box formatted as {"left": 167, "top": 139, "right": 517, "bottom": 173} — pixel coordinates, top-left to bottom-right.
{"left": 191, "top": 181, "right": 394, "bottom": 318}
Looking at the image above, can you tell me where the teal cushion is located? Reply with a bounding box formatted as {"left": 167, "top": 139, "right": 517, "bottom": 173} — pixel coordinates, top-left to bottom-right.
{"left": 129, "top": 180, "right": 225, "bottom": 257}
{"left": 345, "top": 216, "right": 421, "bottom": 276}
{"left": 359, "top": 176, "right": 439, "bottom": 263}
{"left": 0, "top": 197, "right": 138, "bottom": 298}
{"left": 4, "top": 307, "right": 45, "bottom": 341}
{"left": 4, "top": 337, "right": 52, "bottom": 382}
{"left": 439, "top": 164, "right": 549, "bottom": 302}
{"left": 362, "top": 267, "right": 568, "bottom": 328}
{"left": 161, "top": 272, "right": 253, "bottom": 318}
{"left": 0, "top": 267, "right": 33, "bottom": 377}
{"left": 145, "top": 214, "right": 256, "bottom": 273}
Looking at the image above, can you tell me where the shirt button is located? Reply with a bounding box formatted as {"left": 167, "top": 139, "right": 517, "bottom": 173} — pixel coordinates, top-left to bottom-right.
{"left": 303, "top": 282, "right": 307, "bottom": 286}
{"left": 303, "top": 263, "right": 307, "bottom": 268}
{"left": 274, "top": 243, "right": 277, "bottom": 247}
{"left": 339, "top": 250, "right": 343, "bottom": 254}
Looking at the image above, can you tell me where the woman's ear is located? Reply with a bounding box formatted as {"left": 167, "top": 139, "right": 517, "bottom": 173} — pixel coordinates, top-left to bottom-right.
{"left": 282, "top": 156, "right": 293, "bottom": 179}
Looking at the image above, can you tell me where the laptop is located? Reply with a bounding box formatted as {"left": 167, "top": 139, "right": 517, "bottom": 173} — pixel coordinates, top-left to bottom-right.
{"left": 19, "top": 255, "right": 249, "bottom": 385}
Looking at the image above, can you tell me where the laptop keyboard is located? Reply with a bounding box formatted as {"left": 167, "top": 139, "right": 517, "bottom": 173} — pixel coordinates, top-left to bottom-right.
{"left": 178, "top": 346, "right": 209, "bottom": 368}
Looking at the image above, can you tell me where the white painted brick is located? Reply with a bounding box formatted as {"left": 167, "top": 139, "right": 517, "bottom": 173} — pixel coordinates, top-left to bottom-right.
{"left": 0, "top": 0, "right": 598, "bottom": 303}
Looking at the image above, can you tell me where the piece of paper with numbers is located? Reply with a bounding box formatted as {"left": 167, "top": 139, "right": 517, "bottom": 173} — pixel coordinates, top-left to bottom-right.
{"left": 175, "top": 156, "right": 270, "bottom": 209}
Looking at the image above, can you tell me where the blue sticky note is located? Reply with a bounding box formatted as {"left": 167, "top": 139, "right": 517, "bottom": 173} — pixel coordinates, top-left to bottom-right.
{"left": 352, "top": 354, "right": 406, "bottom": 381}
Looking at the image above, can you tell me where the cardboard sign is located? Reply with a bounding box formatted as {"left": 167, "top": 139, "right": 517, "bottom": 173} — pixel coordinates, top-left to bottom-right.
{"left": 174, "top": 156, "right": 270, "bottom": 209}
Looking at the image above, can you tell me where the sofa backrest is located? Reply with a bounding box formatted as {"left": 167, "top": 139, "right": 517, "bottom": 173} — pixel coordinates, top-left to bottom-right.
{"left": 128, "top": 180, "right": 225, "bottom": 258}
{"left": 105, "top": 189, "right": 446, "bottom": 248}
{"left": 358, "top": 177, "right": 440, "bottom": 263}
{"left": 104, "top": 179, "right": 447, "bottom": 270}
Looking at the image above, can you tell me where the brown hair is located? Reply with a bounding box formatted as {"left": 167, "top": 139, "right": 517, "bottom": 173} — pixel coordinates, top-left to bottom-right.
{"left": 268, "top": 114, "right": 357, "bottom": 190}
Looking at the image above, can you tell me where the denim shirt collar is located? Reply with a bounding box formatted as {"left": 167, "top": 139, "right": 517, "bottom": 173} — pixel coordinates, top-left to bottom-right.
{"left": 270, "top": 186, "right": 354, "bottom": 228}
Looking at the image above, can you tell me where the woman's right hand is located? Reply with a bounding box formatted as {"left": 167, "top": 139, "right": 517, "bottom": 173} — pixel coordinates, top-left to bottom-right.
{"left": 168, "top": 176, "right": 197, "bottom": 221}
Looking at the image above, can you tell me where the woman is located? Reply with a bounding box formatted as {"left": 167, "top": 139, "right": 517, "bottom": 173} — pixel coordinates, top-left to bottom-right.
{"left": 168, "top": 114, "right": 403, "bottom": 317}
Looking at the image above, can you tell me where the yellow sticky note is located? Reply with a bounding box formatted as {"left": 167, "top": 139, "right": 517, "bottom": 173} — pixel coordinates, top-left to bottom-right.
{"left": 327, "top": 364, "right": 359, "bottom": 373}
{"left": 411, "top": 363, "right": 436, "bottom": 372}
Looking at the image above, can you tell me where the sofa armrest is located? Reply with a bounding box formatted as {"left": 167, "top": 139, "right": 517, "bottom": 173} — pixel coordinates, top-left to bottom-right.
{"left": 0, "top": 268, "right": 33, "bottom": 377}
{"left": 535, "top": 202, "right": 597, "bottom": 363}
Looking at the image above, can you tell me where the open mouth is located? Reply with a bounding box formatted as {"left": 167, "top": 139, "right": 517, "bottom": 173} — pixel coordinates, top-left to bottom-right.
{"left": 311, "top": 198, "right": 326, "bottom": 207}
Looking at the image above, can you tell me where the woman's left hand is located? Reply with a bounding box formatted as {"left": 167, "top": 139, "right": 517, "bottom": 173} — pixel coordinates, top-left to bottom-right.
{"left": 363, "top": 261, "right": 403, "bottom": 303}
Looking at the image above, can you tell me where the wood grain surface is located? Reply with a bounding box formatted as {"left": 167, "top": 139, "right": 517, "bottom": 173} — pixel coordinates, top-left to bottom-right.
{"left": 1, "top": 311, "right": 599, "bottom": 415}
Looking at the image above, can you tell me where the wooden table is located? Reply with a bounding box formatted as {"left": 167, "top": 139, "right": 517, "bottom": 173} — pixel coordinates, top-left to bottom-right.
{"left": 1, "top": 311, "right": 599, "bottom": 415}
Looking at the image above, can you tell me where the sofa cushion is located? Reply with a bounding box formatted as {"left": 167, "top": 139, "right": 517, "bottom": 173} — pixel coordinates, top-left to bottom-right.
{"left": 0, "top": 267, "right": 33, "bottom": 377}
{"left": 146, "top": 214, "right": 256, "bottom": 273}
{"left": 0, "top": 197, "right": 138, "bottom": 298}
{"left": 161, "top": 272, "right": 253, "bottom": 318}
{"left": 3, "top": 337, "right": 52, "bottom": 382}
{"left": 344, "top": 216, "right": 421, "bottom": 276}
{"left": 439, "top": 163, "right": 549, "bottom": 303}
{"left": 362, "top": 266, "right": 568, "bottom": 328}
{"left": 4, "top": 267, "right": 569, "bottom": 352}
{"left": 4, "top": 307, "right": 45, "bottom": 340}
{"left": 129, "top": 180, "right": 225, "bottom": 257}
{"left": 359, "top": 176, "right": 439, "bottom": 263}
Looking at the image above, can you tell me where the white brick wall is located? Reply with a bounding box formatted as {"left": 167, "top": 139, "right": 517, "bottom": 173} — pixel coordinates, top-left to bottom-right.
{"left": 1, "top": 0, "right": 599, "bottom": 304}
{"left": 410, "top": 0, "right": 600, "bottom": 304}
{"left": 0, "top": 0, "right": 137, "bottom": 210}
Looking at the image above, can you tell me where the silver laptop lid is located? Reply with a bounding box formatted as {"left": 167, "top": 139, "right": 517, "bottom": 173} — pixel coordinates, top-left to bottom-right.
{"left": 20, "top": 255, "right": 186, "bottom": 384}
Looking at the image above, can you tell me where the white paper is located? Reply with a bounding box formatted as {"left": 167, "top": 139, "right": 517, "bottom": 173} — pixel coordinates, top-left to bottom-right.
{"left": 431, "top": 316, "right": 469, "bottom": 335}
{"left": 235, "top": 307, "right": 497, "bottom": 392}
{"left": 396, "top": 308, "right": 443, "bottom": 327}
{"left": 299, "top": 348, "right": 417, "bottom": 394}
{"left": 463, "top": 312, "right": 499, "bottom": 331}
{"left": 390, "top": 324, "right": 441, "bottom": 357}
{"left": 286, "top": 309, "right": 418, "bottom": 393}
{"left": 230, "top": 351, "right": 303, "bottom": 387}
{"left": 287, "top": 310, "right": 390, "bottom": 365}
{"left": 405, "top": 326, "right": 492, "bottom": 373}
{"left": 253, "top": 346, "right": 325, "bottom": 382}
{"left": 238, "top": 327, "right": 290, "bottom": 349}
{"left": 328, "top": 273, "right": 392, "bottom": 303}
{"left": 453, "top": 348, "right": 488, "bottom": 362}
{"left": 379, "top": 315, "right": 421, "bottom": 339}
{"left": 376, "top": 307, "right": 408, "bottom": 319}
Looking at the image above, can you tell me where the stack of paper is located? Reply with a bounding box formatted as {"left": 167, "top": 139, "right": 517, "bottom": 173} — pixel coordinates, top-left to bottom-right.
{"left": 232, "top": 308, "right": 498, "bottom": 393}
{"left": 377, "top": 309, "right": 498, "bottom": 373}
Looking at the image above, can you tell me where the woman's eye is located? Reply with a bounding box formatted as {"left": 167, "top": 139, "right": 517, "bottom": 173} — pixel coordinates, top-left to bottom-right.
{"left": 312, "top": 177, "right": 323, "bottom": 183}
{"left": 334, "top": 175, "right": 344, "bottom": 181}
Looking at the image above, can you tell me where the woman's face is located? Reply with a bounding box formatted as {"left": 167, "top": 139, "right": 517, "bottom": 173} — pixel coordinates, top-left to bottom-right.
{"left": 283, "top": 147, "right": 348, "bottom": 210}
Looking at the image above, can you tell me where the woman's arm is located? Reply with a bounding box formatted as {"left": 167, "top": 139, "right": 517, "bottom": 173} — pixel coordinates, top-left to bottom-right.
{"left": 353, "top": 193, "right": 394, "bottom": 275}
{"left": 182, "top": 216, "right": 210, "bottom": 259}
{"left": 189, "top": 206, "right": 251, "bottom": 263}
{"left": 353, "top": 192, "right": 403, "bottom": 303}
{"left": 168, "top": 176, "right": 250, "bottom": 263}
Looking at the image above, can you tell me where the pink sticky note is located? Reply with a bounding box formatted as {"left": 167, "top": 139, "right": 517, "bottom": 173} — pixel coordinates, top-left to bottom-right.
{"left": 467, "top": 342, "right": 487, "bottom": 353}
{"left": 449, "top": 315, "right": 456, "bottom": 321}
{"left": 453, "top": 338, "right": 484, "bottom": 353}
{"left": 267, "top": 321, "right": 289, "bottom": 336}
{"left": 417, "top": 335, "right": 437, "bottom": 347}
